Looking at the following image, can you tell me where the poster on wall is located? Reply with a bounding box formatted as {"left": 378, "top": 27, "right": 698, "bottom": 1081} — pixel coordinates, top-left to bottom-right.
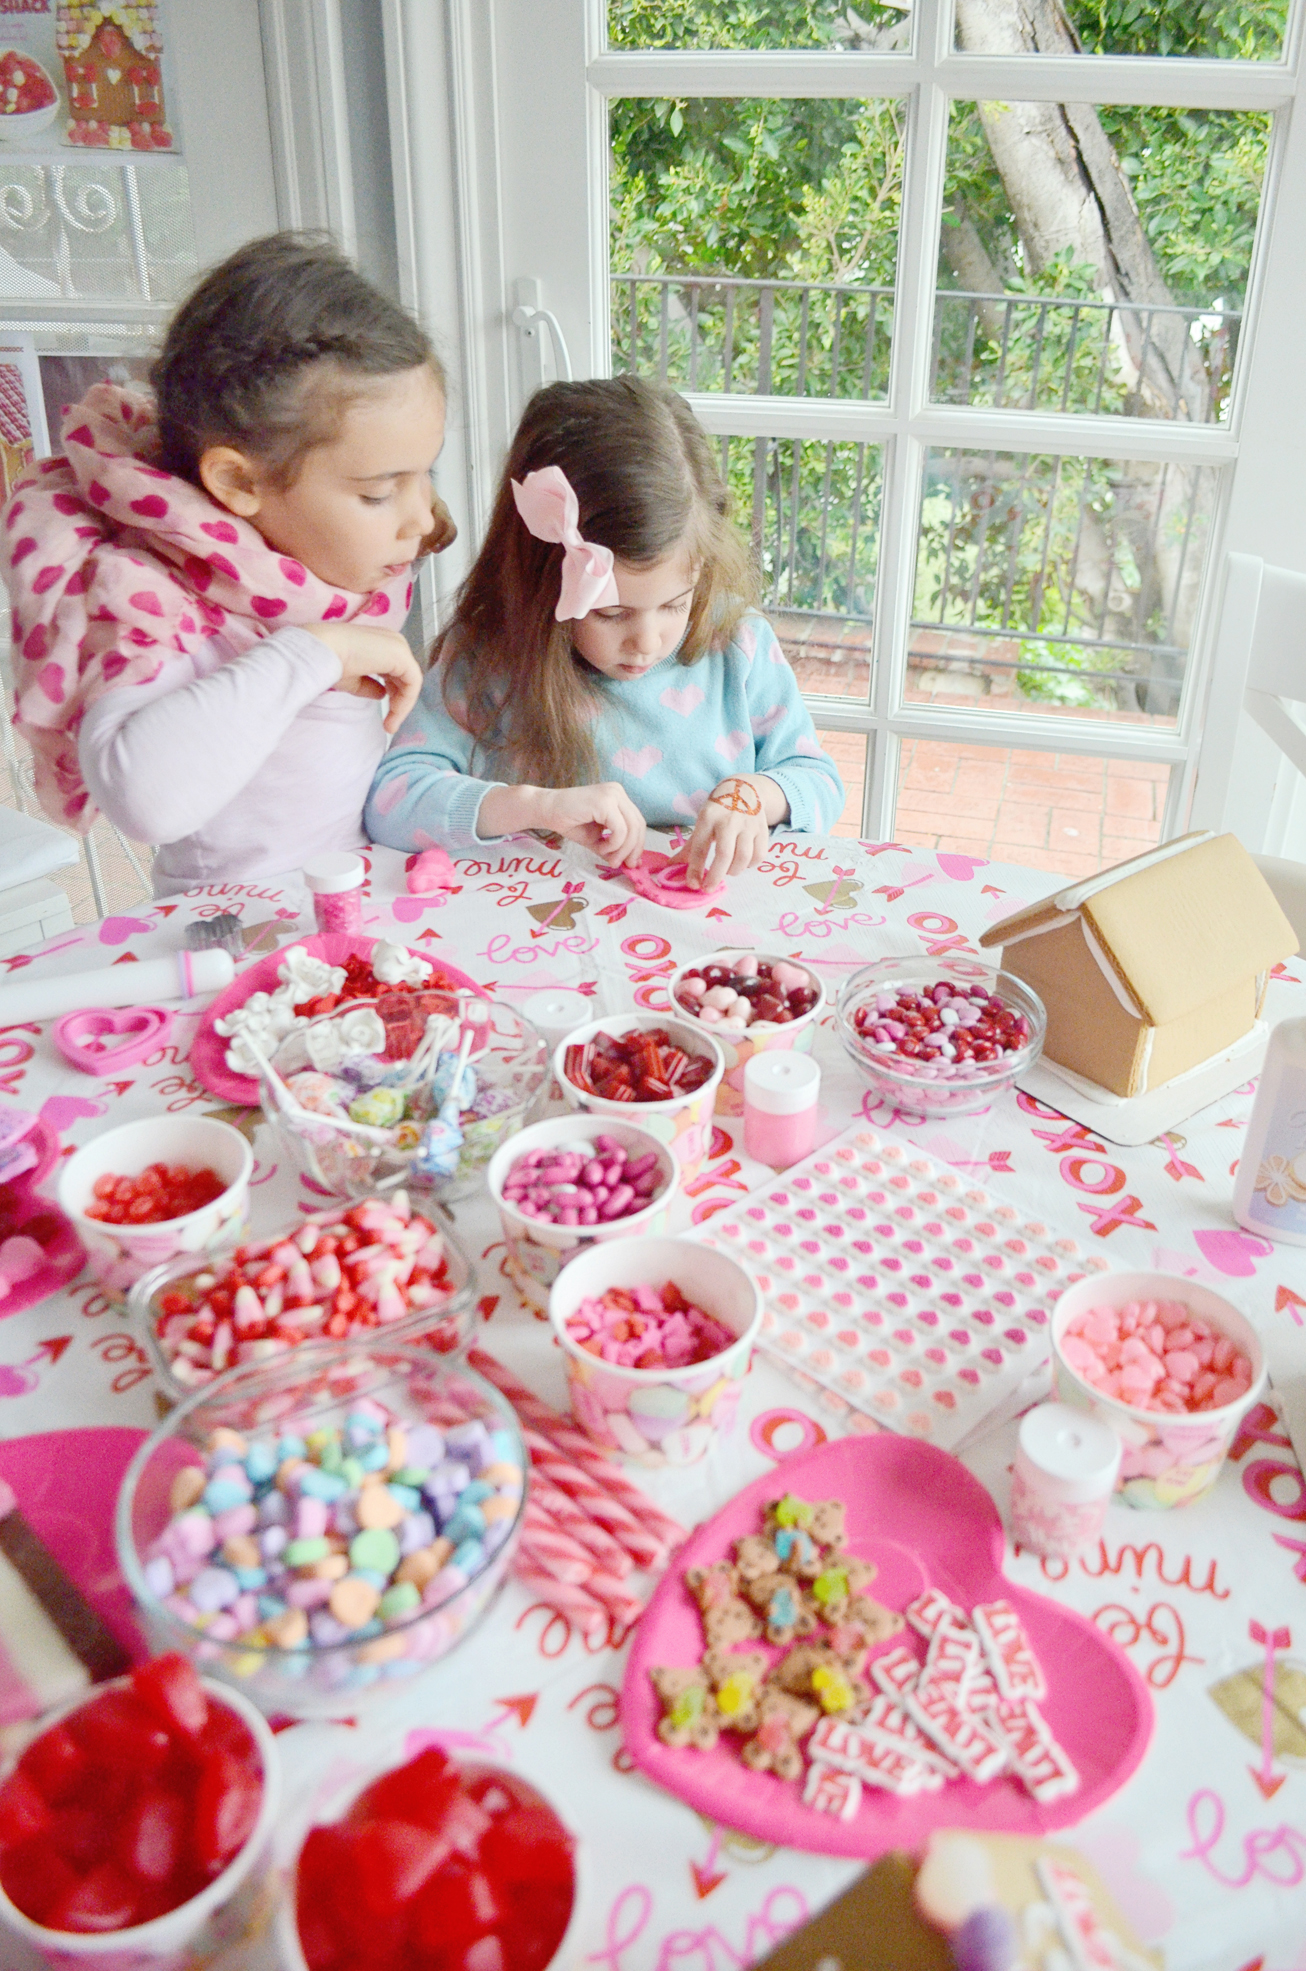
{"left": 0, "top": 334, "right": 44, "bottom": 499}
{"left": 0, "top": 1, "right": 179, "bottom": 155}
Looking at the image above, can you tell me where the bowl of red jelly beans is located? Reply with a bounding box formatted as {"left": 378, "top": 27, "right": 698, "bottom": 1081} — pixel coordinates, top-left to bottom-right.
{"left": 487, "top": 1118, "right": 678, "bottom": 1313}
{"left": 1051, "top": 1270, "right": 1267, "bottom": 1509}
{"left": 836, "top": 956, "right": 1045, "bottom": 1117}
{"left": 555, "top": 1016, "right": 724, "bottom": 1180}
{"left": 279, "top": 1743, "right": 577, "bottom": 1971}
{"left": 0, "top": 1652, "right": 280, "bottom": 1963}
{"left": 58, "top": 1115, "right": 254, "bottom": 1296}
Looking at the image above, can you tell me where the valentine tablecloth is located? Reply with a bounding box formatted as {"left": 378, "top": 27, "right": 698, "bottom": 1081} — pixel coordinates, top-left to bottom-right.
{"left": 2, "top": 832, "right": 1305, "bottom": 1971}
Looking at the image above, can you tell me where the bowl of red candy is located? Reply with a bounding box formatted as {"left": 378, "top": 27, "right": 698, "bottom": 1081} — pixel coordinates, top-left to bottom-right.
{"left": 58, "top": 1116, "right": 254, "bottom": 1297}
{"left": 556, "top": 1015, "right": 723, "bottom": 1180}
{"left": 836, "top": 956, "right": 1045, "bottom": 1117}
{"left": 0, "top": 1652, "right": 279, "bottom": 1964}
{"left": 131, "top": 1191, "right": 478, "bottom": 1399}
{"left": 0, "top": 49, "right": 58, "bottom": 140}
{"left": 669, "top": 949, "right": 824, "bottom": 1115}
{"left": 280, "top": 1744, "right": 577, "bottom": 1971}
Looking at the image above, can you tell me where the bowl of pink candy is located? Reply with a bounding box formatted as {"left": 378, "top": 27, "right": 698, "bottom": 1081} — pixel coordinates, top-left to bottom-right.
{"left": 549, "top": 1236, "right": 761, "bottom": 1467}
{"left": 669, "top": 949, "right": 824, "bottom": 1115}
{"left": 1051, "top": 1270, "right": 1266, "bottom": 1509}
{"left": 836, "top": 956, "right": 1045, "bottom": 1117}
{"left": 488, "top": 1117, "right": 678, "bottom": 1314}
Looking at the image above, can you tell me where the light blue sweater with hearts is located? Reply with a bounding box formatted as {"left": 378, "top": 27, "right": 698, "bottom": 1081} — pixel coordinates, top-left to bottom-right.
{"left": 365, "top": 611, "right": 845, "bottom": 851}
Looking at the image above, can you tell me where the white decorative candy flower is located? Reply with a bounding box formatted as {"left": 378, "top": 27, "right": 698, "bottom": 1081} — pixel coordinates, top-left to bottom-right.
{"left": 280, "top": 949, "right": 347, "bottom": 1001}
{"left": 371, "top": 940, "right": 434, "bottom": 987}
{"left": 305, "top": 1005, "right": 386, "bottom": 1071}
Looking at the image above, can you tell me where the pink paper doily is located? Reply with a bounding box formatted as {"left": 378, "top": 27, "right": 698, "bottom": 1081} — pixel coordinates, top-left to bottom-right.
{"left": 188, "top": 932, "right": 484, "bottom": 1105}
{"left": 620, "top": 1432, "right": 1153, "bottom": 1858}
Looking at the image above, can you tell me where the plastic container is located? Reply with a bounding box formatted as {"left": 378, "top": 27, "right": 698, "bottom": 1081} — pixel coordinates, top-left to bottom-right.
{"left": 115, "top": 1343, "right": 527, "bottom": 1718}
{"left": 1233, "top": 1013, "right": 1306, "bottom": 1245}
{"left": 0, "top": 1676, "right": 280, "bottom": 1970}
{"left": 555, "top": 1014, "right": 724, "bottom": 1180}
{"left": 667, "top": 950, "right": 824, "bottom": 1116}
{"left": 57, "top": 1116, "right": 253, "bottom": 1299}
{"left": 549, "top": 1235, "right": 761, "bottom": 1467}
{"left": 488, "top": 1116, "right": 678, "bottom": 1314}
{"left": 1009, "top": 1402, "right": 1122, "bottom": 1559}
{"left": 836, "top": 956, "right": 1046, "bottom": 1119}
{"left": 303, "top": 852, "right": 365, "bottom": 936}
{"left": 1051, "top": 1270, "right": 1267, "bottom": 1510}
{"left": 129, "top": 1201, "right": 479, "bottom": 1402}
{"left": 744, "top": 1052, "right": 820, "bottom": 1167}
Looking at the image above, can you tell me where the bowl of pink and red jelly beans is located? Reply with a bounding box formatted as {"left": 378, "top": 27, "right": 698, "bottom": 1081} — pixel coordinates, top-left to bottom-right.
{"left": 280, "top": 1745, "right": 577, "bottom": 1971}
{"left": 132, "top": 1192, "right": 478, "bottom": 1399}
{"left": 549, "top": 1235, "right": 761, "bottom": 1467}
{"left": 556, "top": 1015, "right": 724, "bottom": 1180}
{"left": 669, "top": 949, "right": 825, "bottom": 1113}
{"left": 1051, "top": 1270, "right": 1266, "bottom": 1509}
{"left": 59, "top": 1115, "right": 253, "bottom": 1295}
{"left": 116, "top": 1343, "right": 527, "bottom": 1718}
{"left": 0, "top": 1653, "right": 279, "bottom": 1961}
{"left": 836, "top": 957, "right": 1045, "bottom": 1117}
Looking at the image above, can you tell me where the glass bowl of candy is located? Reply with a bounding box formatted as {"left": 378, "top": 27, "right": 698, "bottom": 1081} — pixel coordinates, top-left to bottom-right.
{"left": 487, "top": 1117, "right": 679, "bottom": 1314}
{"left": 57, "top": 1115, "right": 254, "bottom": 1298}
{"left": 835, "top": 956, "right": 1046, "bottom": 1117}
{"left": 0, "top": 1652, "right": 281, "bottom": 1961}
{"left": 131, "top": 1192, "right": 478, "bottom": 1401}
{"left": 277, "top": 1743, "right": 578, "bottom": 1971}
{"left": 116, "top": 1342, "right": 528, "bottom": 1719}
{"left": 669, "top": 950, "right": 824, "bottom": 1115}
{"left": 556, "top": 1015, "right": 724, "bottom": 1180}
{"left": 255, "top": 991, "right": 549, "bottom": 1203}
{"left": 1051, "top": 1270, "right": 1267, "bottom": 1510}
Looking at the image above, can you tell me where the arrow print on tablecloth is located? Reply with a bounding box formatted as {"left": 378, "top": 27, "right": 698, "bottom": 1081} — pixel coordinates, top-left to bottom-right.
{"left": 490, "top": 1694, "right": 538, "bottom": 1729}
{"left": 1275, "top": 1284, "right": 1306, "bottom": 1324}
{"left": 1249, "top": 1619, "right": 1291, "bottom": 1800}
{"left": 0, "top": 1336, "right": 72, "bottom": 1397}
{"left": 691, "top": 1826, "right": 726, "bottom": 1900}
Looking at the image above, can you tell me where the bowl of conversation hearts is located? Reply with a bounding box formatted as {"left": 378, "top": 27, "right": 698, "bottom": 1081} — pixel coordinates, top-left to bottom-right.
{"left": 836, "top": 957, "right": 1045, "bottom": 1118}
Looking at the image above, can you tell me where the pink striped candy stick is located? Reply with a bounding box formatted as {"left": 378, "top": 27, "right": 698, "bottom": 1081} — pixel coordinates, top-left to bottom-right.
{"left": 522, "top": 1428, "right": 666, "bottom": 1570}
{"left": 519, "top": 1527, "right": 591, "bottom": 1587}
{"left": 511, "top": 1560, "right": 610, "bottom": 1644}
{"left": 530, "top": 1475, "right": 634, "bottom": 1578}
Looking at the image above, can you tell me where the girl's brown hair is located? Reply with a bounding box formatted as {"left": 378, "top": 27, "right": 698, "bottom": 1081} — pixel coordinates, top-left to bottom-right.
{"left": 439, "top": 374, "right": 757, "bottom": 786}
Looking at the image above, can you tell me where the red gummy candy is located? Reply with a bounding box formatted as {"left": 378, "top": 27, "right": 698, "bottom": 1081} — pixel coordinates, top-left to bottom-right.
{"left": 192, "top": 1748, "right": 261, "bottom": 1877}
{"left": 132, "top": 1651, "right": 210, "bottom": 1741}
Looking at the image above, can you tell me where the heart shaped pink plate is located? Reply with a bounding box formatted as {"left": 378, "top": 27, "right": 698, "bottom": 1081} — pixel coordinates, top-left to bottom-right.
{"left": 621, "top": 1432, "right": 1153, "bottom": 1857}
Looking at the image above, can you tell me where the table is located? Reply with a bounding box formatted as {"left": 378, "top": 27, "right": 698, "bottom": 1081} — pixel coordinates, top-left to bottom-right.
{"left": 2, "top": 833, "right": 1305, "bottom": 1970}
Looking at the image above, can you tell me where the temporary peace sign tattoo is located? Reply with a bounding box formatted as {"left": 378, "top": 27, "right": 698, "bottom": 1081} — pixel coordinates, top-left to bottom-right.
{"left": 709, "top": 777, "right": 763, "bottom": 817}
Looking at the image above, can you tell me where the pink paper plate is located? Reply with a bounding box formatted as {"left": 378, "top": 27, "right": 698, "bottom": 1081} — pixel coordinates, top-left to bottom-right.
{"left": 0, "top": 1182, "right": 85, "bottom": 1320}
{"left": 0, "top": 1428, "right": 149, "bottom": 1666}
{"left": 188, "top": 932, "right": 485, "bottom": 1105}
{"left": 620, "top": 1433, "right": 1153, "bottom": 1858}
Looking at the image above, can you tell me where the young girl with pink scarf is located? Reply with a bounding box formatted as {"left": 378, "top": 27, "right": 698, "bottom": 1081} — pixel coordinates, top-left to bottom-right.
{"left": 2, "top": 233, "right": 453, "bottom": 894}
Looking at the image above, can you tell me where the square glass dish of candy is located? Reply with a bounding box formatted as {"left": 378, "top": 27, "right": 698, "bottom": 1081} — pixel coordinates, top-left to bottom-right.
{"left": 219, "top": 945, "right": 549, "bottom": 1201}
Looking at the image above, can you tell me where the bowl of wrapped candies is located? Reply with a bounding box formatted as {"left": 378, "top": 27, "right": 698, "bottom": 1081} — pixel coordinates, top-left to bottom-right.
{"left": 1051, "top": 1270, "right": 1266, "bottom": 1510}
{"left": 58, "top": 1115, "right": 254, "bottom": 1297}
{"left": 836, "top": 956, "right": 1045, "bottom": 1117}
{"left": 255, "top": 990, "right": 549, "bottom": 1203}
{"left": 116, "top": 1342, "right": 527, "bottom": 1718}
{"left": 0, "top": 1652, "right": 280, "bottom": 1962}
{"left": 556, "top": 1015, "right": 724, "bottom": 1180}
{"left": 131, "top": 1192, "right": 478, "bottom": 1399}
{"left": 669, "top": 949, "right": 824, "bottom": 1115}
{"left": 0, "top": 50, "right": 59, "bottom": 142}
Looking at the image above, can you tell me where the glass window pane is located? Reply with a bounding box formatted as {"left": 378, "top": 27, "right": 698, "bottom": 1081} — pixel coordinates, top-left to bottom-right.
{"left": 933, "top": 103, "right": 1269, "bottom": 423}
{"left": 0, "top": 159, "right": 196, "bottom": 305}
{"left": 895, "top": 740, "right": 1170, "bottom": 881}
{"left": 611, "top": 98, "right": 901, "bottom": 399}
{"left": 912, "top": 448, "right": 1219, "bottom": 726}
{"left": 955, "top": 0, "right": 1286, "bottom": 60}
{"left": 814, "top": 728, "right": 868, "bottom": 838}
{"left": 608, "top": 1, "right": 909, "bottom": 53}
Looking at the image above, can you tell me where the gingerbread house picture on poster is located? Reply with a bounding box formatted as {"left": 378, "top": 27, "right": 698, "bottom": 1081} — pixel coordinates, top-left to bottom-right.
{"left": 0, "top": 1, "right": 181, "bottom": 154}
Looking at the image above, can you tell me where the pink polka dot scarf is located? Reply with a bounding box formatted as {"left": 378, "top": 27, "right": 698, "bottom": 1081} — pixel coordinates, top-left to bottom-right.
{"left": 1, "top": 384, "right": 414, "bottom": 831}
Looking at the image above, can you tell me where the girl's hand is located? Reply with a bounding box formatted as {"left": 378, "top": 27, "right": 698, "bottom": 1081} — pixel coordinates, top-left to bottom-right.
{"left": 677, "top": 774, "right": 786, "bottom": 888}
{"left": 312, "top": 622, "right": 423, "bottom": 733}
{"left": 478, "top": 783, "right": 646, "bottom": 865}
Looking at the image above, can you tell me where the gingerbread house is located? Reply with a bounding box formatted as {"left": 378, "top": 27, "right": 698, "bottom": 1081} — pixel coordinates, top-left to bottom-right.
{"left": 979, "top": 832, "right": 1299, "bottom": 1099}
{"left": 57, "top": 3, "right": 171, "bottom": 151}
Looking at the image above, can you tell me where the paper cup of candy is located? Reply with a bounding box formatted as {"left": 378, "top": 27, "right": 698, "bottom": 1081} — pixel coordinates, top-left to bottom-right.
{"left": 131, "top": 1193, "right": 478, "bottom": 1401}
{"left": 276, "top": 1742, "right": 578, "bottom": 1971}
{"left": 0, "top": 1654, "right": 280, "bottom": 1968}
{"left": 836, "top": 956, "right": 1045, "bottom": 1118}
{"left": 548, "top": 1235, "right": 761, "bottom": 1467}
{"left": 488, "top": 1118, "right": 678, "bottom": 1315}
{"left": 1051, "top": 1271, "right": 1266, "bottom": 1509}
{"left": 116, "top": 1342, "right": 527, "bottom": 1719}
{"left": 669, "top": 950, "right": 824, "bottom": 1116}
{"left": 58, "top": 1116, "right": 253, "bottom": 1298}
{"left": 555, "top": 1016, "right": 724, "bottom": 1180}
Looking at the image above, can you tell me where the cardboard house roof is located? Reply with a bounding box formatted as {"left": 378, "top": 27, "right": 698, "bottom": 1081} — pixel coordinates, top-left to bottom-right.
{"left": 978, "top": 832, "right": 1298, "bottom": 1026}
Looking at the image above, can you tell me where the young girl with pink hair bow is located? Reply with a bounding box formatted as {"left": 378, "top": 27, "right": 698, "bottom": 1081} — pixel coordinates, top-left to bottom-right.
{"left": 365, "top": 376, "right": 843, "bottom": 889}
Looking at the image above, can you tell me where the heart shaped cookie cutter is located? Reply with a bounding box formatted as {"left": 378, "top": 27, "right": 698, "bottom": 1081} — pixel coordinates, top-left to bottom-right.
{"left": 53, "top": 1005, "right": 174, "bottom": 1076}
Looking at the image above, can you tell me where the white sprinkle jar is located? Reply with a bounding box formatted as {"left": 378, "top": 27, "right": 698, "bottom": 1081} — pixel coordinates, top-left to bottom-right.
{"left": 1009, "top": 1402, "right": 1122, "bottom": 1560}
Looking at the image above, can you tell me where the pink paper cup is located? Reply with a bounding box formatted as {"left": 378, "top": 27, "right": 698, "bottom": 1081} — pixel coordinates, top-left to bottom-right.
{"left": 667, "top": 951, "right": 824, "bottom": 1118}
{"left": 58, "top": 1116, "right": 252, "bottom": 1299}
{"left": 554, "top": 1015, "right": 724, "bottom": 1180}
{"left": 1051, "top": 1270, "right": 1266, "bottom": 1510}
{"left": 549, "top": 1235, "right": 761, "bottom": 1467}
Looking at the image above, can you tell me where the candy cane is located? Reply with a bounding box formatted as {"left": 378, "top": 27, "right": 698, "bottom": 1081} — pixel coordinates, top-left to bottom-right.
{"left": 521, "top": 1429, "right": 666, "bottom": 1570}
{"left": 519, "top": 1524, "right": 591, "bottom": 1586}
{"left": 530, "top": 1475, "right": 633, "bottom": 1578}
{"left": 511, "top": 1561, "right": 610, "bottom": 1644}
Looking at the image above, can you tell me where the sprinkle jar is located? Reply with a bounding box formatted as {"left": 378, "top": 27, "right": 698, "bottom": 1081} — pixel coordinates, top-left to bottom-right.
{"left": 1009, "top": 1402, "right": 1121, "bottom": 1560}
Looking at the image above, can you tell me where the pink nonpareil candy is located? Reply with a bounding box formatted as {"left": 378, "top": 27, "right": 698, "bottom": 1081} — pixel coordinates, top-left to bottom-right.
{"left": 1063, "top": 1298, "right": 1253, "bottom": 1414}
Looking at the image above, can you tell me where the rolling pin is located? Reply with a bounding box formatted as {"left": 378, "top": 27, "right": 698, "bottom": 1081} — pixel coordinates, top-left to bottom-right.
{"left": 0, "top": 948, "right": 235, "bottom": 1026}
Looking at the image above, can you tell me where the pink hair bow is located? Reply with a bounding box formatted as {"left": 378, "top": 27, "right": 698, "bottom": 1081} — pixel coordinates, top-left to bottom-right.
{"left": 511, "top": 465, "right": 620, "bottom": 621}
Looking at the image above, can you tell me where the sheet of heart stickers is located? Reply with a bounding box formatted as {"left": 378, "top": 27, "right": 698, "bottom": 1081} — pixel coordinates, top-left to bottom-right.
{"left": 696, "top": 1125, "right": 1112, "bottom": 1451}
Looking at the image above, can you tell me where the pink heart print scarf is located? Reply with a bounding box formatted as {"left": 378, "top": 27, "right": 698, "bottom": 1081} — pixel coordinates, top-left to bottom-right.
{"left": 2, "top": 384, "right": 414, "bottom": 831}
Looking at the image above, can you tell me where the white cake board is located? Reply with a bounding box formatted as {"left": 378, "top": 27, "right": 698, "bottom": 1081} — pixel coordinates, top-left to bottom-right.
{"left": 1017, "top": 1022, "right": 1268, "bottom": 1146}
